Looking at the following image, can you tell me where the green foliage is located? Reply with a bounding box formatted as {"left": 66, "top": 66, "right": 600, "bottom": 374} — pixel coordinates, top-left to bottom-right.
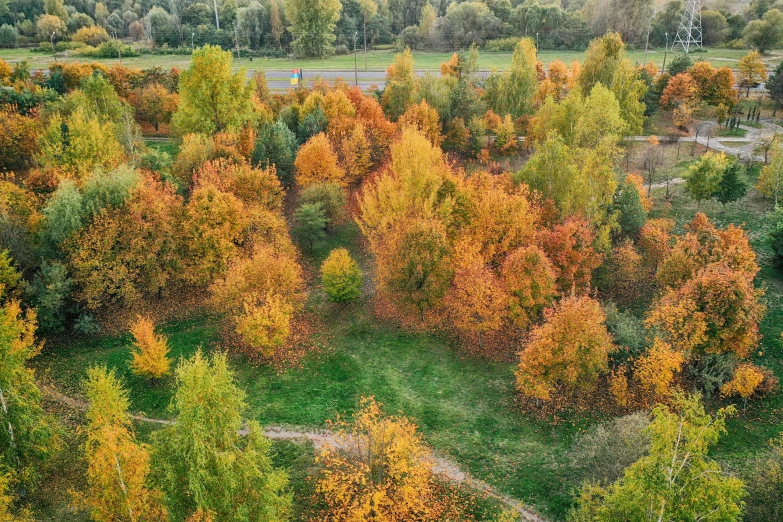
{"left": 772, "top": 213, "right": 783, "bottom": 272}
{"left": 0, "top": 250, "right": 22, "bottom": 301}
{"left": 714, "top": 159, "right": 748, "bottom": 206}
{"left": 667, "top": 53, "right": 694, "bottom": 76}
{"left": 152, "top": 351, "right": 291, "bottom": 521}
{"left": 744, "top": 9, "right": 783, "bottom": 54}
{"left": 484, "top": 37, "right": 537, "bottom": 118}
{"left": 320, "top": 248, "right": 362, "bottom": 303}
{"left": 604, "top": 302, "right": 649, "bottom": 366}
{"left": 570, "top": 394, "right": 744, "bottom": 522}
{"left": 81, "top": 165, "right": 141, "bottom": 220}
{"left": 172, "top": 45, "right": 254, "bottom": 135}
{"left": 298, "top": 182, "right": 345, "bottom": 228}
{"left": 687, "top": 353, "right": 739, "bottom": 400}
{"left": 570, "top": 412, "right": 651, "bottom": 485}
{"left": 41, "top": 179, "right": 84, "bottom": 252}
{"left": 297, "top": 106, "right": 327, "bottom": 144}
{"left": 26, "top": 261, "right": 72, "bottom": 334}
{"left": 284, "top": 0, "right": 342, "bottom": 58}
{"left": 744, "top": 432, "right": 783, "bottom": 522}
{"left": 0, "top": 301, "right": 59, "bottom": 489}
{"left": 253, "top": 120, "right": 298, "bottom": 186}
{"left": 685, "top": 152, "right": 727, "bottom": 206}
{"left": 293, "top": 202, "right": 327, "bottom": 250}
{"left": 613, "top": 179, "right": 648, "bottom": 238}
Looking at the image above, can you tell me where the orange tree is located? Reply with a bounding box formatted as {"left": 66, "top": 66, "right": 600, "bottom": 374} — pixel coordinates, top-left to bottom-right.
{"left": 516, "top": 295, "right": 614, "bottom": 401}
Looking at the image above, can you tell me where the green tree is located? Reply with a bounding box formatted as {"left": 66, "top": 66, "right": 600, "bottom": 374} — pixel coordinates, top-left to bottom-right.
{"left": 26, "top": 261, "right": 72, "bottom": 334}
{"left": 252, "top": 120, "right": 298, "bottom": 186}
{"left": 613, "top": 179, "right": 647, "bottom": 238}
{"left": 685, "top": 152, "right": 727, "bottom": 207}
{"left": 321, "top": 248, "right": 362, "bottom": 303}
{"left": 172, "top": 45, "right": 254, "bottom": 135}
{"left": 293, "top": 202, "right": 327, "bottom": 250}
{"left": 153, "top": 351, "right": 290, "bottom": 521}
{"left": 570, "top": 394, "right": 744, "bottom": 522}
{"left": 714, "top": 159, "right": 748, "bottom": 206}
{"left": 771, "top": 213, "right": 783, "bottom": 271}
{"left": 382, "top": 48, "right": 419, "bottom": 121}
{"left": 284, "top": 0, "right": 342, "bottom": 58}
{"left": 486, "top": 37, "right": 537, "bottom": 118}
{"left": 0, "top": 301, "right": 58, "bottom": 489}
{"left": 744, "top": 8, "right": 783, "bottom": 54}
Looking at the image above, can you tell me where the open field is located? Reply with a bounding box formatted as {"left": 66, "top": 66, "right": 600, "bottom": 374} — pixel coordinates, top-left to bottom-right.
{"left": 1, "top": 46, "right": 779, "bottom": 73}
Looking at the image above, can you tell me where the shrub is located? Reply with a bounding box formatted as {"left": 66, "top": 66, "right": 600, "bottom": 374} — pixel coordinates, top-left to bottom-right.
{"left": 129, "top": 315, "right": 172, "bottom": 380}
{"left": 71, "top": 26, "right": 109, "bottom": 47}
{"left": 570, "top": 412, "right": 651, "bottom": 484}
{"left": 298, "top": 182, "right": 345, "bottom": 227}
{"left": 26, "top": 261, "right": 72, "bottom": 334}
{"left": 0, "top": 25, "right": 18, "bottom": 48}
{"left": 293, "top": 202, "right": 327, "bottom": 250}
{"left": 321, "top": 248, "right": 362, "bottom": 303}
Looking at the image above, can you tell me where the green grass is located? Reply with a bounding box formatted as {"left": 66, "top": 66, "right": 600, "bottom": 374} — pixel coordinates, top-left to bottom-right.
{"left": 715, "top": 127, "right": 748, "bottom": 138}
{"left": 1, "top": 46, "right": 779, "bottom": 72}
{"left": 144, "top": 138, "right": 179, "bottom": 156}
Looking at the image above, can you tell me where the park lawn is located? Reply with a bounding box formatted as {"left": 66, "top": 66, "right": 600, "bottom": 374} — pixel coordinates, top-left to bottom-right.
{"left": 1, "top": 46, "right": 780, "bottom": 72}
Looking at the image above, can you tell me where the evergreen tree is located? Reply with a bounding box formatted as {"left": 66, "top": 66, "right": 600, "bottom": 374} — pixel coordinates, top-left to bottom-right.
{"left": 714, "top": 159, "right": 748, "bottom": 206}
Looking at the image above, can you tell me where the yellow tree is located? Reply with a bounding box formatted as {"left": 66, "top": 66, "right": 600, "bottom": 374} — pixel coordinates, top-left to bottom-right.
{"left": 129, "top": 316, "right": 171, "bottom": 380}
{"left": 738, "top": 50, "right": 768, "bottom": 97}
{"left": 721, "top": 363, "right": 766, "bottom": 413}
{"left": 321, "top": 248, "right": 362, "bottom": 303}
{"left": 443, "top": 241, "right": 508, "bottom": 348}
{"left": 235, "top": 293, "right": 293, "bottom": 358}
{"left": 516, "top": 295, "right": 614, "bottom": 401}
{"left": 382, "top": 48, "right": 419, "bottom": 120}
{"left": 316, "top": 397, "right": 464, "bottom": 521}
{"left": 294, "top": 133, "right": 345, "bottom": 188}
{"left": 81, "top": 366, "right": 166, "bottom": 522}
{"left": 634, "top": 339, "right": 685, "bottom": 402}
{"left": 398, "top": 100, "right": 443, "bottom": 147}
{"left": 339, "top": 122, "right": 373, "bottom": 185}
{"left": 501, "top": 245, "right": 556, "bottom": 330}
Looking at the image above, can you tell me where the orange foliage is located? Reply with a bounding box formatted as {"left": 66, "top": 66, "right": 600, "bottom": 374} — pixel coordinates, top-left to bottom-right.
{"left": 294, "top": 133, "right": 345, "bottom": 188}
{"left": 604, "top": 240, "right": 649, "bottom": 306}
{"left": 625, "top": 173, "right": 652, "bottom": 211}
{"left": 537, "top": 217, "right": 602, "bottom": 295}
{"left": 609, "top": 367, "right": 630, "bottom": 407}
{"left": 440, "top": 53, "right": 460, "bottom": 77}
{"left": 0, "top": 106, "right": 41, "bottom": 173}
{"left": 501, "top": 245, "right": 556, "bottom": 330}
{"left": 647, "top": 262, "right": 765, "bottom": 358}
{"left": 660, "top": 73, "right": 697, "bottom": 109}
{"left": 129, "top": 315, "right": 171, "bottom": 379}
{"left": 638, "top": 218, "right": 674, "bottom": 272}
{"left": 721, "top": 363, "right": 765, "bottom": 401}
{"left": 688, "top": 61, "right": 715, "bottom": 100}
{"left": 516, "top": 295, "right": 614, "bottom": 401}
{"left": 193, "top": 158, "right": 283, "bottom": 212}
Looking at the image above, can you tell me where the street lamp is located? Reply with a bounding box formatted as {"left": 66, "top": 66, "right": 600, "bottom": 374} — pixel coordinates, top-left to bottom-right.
{"left": 536, "top": 32, "right": 539, "bottom": 50}
{"left": 662, "top": 32, "right": 668, "bottom": 72}
{"left": 353, "top": 31, "right": 358, "bottom": 86}
{"left": 51, "top": 31, "right": 57, "bottom": 63}
{"left": 191, "top": 31, "right": 195, "bottom": 51}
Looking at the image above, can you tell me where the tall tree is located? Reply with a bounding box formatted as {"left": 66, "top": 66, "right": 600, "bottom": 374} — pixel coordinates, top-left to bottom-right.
{"left": 570, "top": 394, "right": 744, "bottom": 522}
{"left": 172, "top": 45, "right": 254, "bottom": 135}
{"left": 284, "top": 0, "right": 342, "bottom": 58}
{"left": 153, "top": 351, "right": 291, "bottom": 521}
{"left": 80, "top": 366, "right": 166, "bottom": 522}
{"left": 737, "top": 50, "right": 768, "bottom": 97}
{"left": 758, "top": 137, "right": 783, "bottom": 206}
{"left": 516, "top": 295, "right": 614, "bottom": 401}
{"left": 685, "top": 151, "right": 727, "bottom": 207}
{"left": 129, "top": 316, "right": 171, "bottom": 380}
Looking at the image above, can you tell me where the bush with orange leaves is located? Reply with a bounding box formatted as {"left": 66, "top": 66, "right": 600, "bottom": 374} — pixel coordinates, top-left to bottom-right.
{"left": 315, "top": 397, "right": 469, "bottom": 521}
{"left": 501, "top": 245, "right": 556, "bottom": 330}
{"left": 516, "top": 295, "right": 614, "bottom": 401}
{"left": 294, "top": 132, "right": 345, "bottom": 188}
{"left": 660, "top": 73, "right": 697, "bottom": 109}
{"left": 537, "top": 216, "right": 603, "bottom": 295}
{"left": 129, "top": 315, "right": 171, "bottom": 380}
{"left": 634, "top": 339, "right": 685, "bottom": 402}
{"left": 721, "top": 362, "right": 766, "bottom": 413}
{"left": 646, "top": 262, "right": 765, "bottom": 359}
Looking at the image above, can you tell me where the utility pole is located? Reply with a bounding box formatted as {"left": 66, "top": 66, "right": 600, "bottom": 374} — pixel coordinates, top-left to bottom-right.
{"left": 363, "top": 16, "right": 368, "bottom": 71}
{"left": 354, "top": 31, "right": 358, "bottom": 86}
{"left": 643, "top": 20, "right": 651, "bottom": 66}
{"left": 114, "top": 30, "right": 122, "bottom": 65}
{"left": 212, "top": 0, "right": 220, "bottom": 30}
{"left": 662, "top": 32, "right": 669, "bottom": 72}
{"left": 672, "top": 0, "right": 702, "bottom": 53}
{"left": 51, "top": 32, "right": 57, "bottom": 63}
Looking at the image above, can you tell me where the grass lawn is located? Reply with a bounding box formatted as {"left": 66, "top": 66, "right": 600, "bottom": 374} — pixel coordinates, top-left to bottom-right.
{"left": 1, "top": 46, "right": 779, "bottom": 72}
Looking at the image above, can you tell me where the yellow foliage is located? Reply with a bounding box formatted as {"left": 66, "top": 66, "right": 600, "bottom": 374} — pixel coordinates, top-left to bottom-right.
{"left": 172, "top": 133, "right": 215, "bottom": 186}
{"left": 398, "top": 100, "right": 443, "bottom": 147}
{"left": 129, "top": 315, "right": 171, "bottom": 380}
{"left": 323, "top": 89, "right": 356, "bottom": 121}
{"left": 294, "top": 133, "right": 345, "bottom": 188}
{"left": 235, "top": 292, "right": 293, "bottom": 357}
{"left": 316, "top": 397, "right": 448, "bottom": 521}
{"left": 721, "top": 363, "right": 765, "bottom": 400}
{"left": 501, "top": 245, "right": 556, "bottom": 330}
{"left": 609, "top": 367, "right": 630, "bottom": 407}
{"left": 634, "top": 339, "right": 685, "bottom": 400}
{"left": 340, "top": 122, "right": 373, "bottom": 185}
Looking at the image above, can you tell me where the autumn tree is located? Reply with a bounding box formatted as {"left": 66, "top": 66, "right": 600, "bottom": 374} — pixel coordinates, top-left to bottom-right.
{"left": 484, "top": 38, "right": 537, "bottom": 118}
{"left": 80, "top": 366, "right": 166, "bottom": 522}
{"left": 443, "top": 242, "right": 508, "bottom": 348}
{"left": 501, "top": 245, "right": 556, "bottom": 330}
{"left": 537, "top": 217, "right": 603, "bottom": 295}
{"left": 316, "top": 397, "right": 463, "bottom": 521}
{"left": 398, "top": 100, "right": 443, "bottom": 147}
{"left": 0, "top": 107, "right": 40, "bottom": 173}
{"left": 634, "top": 339, "right": 685, "bottom": 401}
{"left": 339, "top": 122, "right": 373, "bottom": 185}
{"left": 738, "top": 50, "right": 768, "bottom": 97}
{"left": 153, "top": 351, "right": 290, "bottom": 520}
{"left": 721, "top": 362, "right": 766, "bottom": 413}
{"left": 294, "top": 133, "right": 345, "bottom": 188}
{"left": 321, "top": 248, "right": 362, "bottom": 303}
{"left": 660, "top": 72, "right": 697, "bottom": 109}
{"left": 172, "top": 45, "right": 254, "bottom": 135}
{"left": 284, "top": 0, "right": 342, "bottom": 58}
{"left": 129, "top": 316, "right": 171, "bottom": 380}
{"left": 570, "top": 394, "right": 743, "bottom": 522}
{"left": 0, "top": 470, "right": 34, "bottom": 521}
{"left": 759, "top": 137, "right": 783, "bottom": 206}
{"left": 516, "top": 295, "right": 614, "bottom": 401}
{"left": 235, "top": 293, "right": 294, "bottom": 357}
{"left": 0, "top": 301, "right": 58, "bottom": 489}
{"left": 647, "top": 262, "right": 765, "bottom": 359}
{"left": 130, "top": 83, "right": 178, "bottom": 132}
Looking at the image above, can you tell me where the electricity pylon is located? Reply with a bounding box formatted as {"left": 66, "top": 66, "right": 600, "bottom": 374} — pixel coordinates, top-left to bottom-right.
{"left": 671, "top": 0, "right": 702, "bottom": 53}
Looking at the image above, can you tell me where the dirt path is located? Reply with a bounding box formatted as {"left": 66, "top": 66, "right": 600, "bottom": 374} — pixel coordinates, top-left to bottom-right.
{"left": 43, "top": 385, "right": 545, "bottom": 521}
